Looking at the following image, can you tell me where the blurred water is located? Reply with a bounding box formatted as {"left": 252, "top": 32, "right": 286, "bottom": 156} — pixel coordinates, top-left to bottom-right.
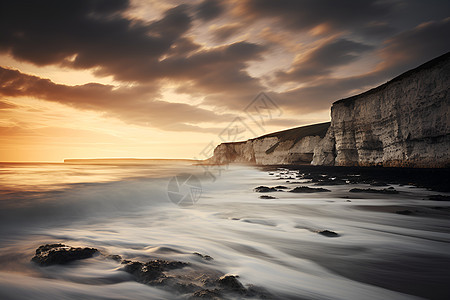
{"left": 0, "top": 161, "right": 449, "bottom": 299}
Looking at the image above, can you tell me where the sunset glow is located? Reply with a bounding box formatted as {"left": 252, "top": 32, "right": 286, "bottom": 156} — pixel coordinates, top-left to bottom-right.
{"left": 1, "top": 0, "right": 449, "bottom": 161}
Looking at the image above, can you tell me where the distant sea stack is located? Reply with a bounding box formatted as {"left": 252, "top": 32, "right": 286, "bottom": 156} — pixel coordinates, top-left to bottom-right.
{"left": 207, "top": 52, "right": 450, "bottom": 168}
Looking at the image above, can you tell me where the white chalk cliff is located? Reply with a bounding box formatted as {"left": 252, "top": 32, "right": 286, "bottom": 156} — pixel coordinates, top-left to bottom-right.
{"left": 207, "top": 52, "right": 450, "bottom": 168}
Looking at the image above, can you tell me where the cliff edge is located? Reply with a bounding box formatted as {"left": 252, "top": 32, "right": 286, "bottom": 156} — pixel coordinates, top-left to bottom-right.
{"left": 207, "top": 52, "right": 450, "bottom": 168}
{"left": 206, "top": 122, "right": 330, "bottom": 165}
{"left": 312, "top": 51, "right": 450, "bottom": 167}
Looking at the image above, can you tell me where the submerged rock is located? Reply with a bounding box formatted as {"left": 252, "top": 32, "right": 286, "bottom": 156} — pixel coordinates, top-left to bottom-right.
{"left": 32, "top": 244, "right": 270, "bottom": 299}
{"left": 259, "top": 195, "right": 277, "bottom": 199}
{"left": 396, "top": 210, "right": 413, "bottom": 215}
{"left": 318, "top": 230, "right": 340, "bottom": 237}
{"left": 254, "top": 186, "right": 277, "bottom": 193}
{"left": 289, "top": 186, "right": 331, "bottom": 193}
{"left": 193, "top": 252, "right": 213, "bottom": 261}
{"left": 31, "top": 244, "right": 98, "bottom": 266}
{"left": 274, "top": 185, "right": 288, "bottom": 189}
{"left": 429, "top": 195, "right": 450, "bottom": 201}
{"left": 349, "top": 188, "right": 399, "bottom": 194}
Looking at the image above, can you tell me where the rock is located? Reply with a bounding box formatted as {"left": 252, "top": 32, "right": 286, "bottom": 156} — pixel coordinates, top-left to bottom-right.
{"left": 274, "top": 185, "right": 288, "bottom": 189}
{"left": 204, "top": 123, "right": 330, "bottom": 165}
{"left": 254, "top": 186, "right": 277, "bottom": 193}
{"left": 193, "top": 252, "right": 213, "bottom": 261}
{"left": 259, "top": 195, "right": 277, "bottom": 199}
{"left": 289, "top": 186, "right": 331, "bottom": 193}
{"left": 429, "top": 195, "right": 450, "bottom": 201}
{"left": 318, "top": 230, "right": 340, "bottom": 237}
{"left": 349, "top": 188, "right": 399, "bottom": 194}
{"left": 31, "top": 244, "right": 98, "bottom": 266}
{"left": 370, "top": 182, "right": 389, "bottom": 187}
{"left": 108, "top": 254, "right": 122, "bottom": 262}
{"left": 217, "top": 275, "right": 246, "bottom": 293}
{"left": 190, "top": 288, "right": 222, "bottom": 299}
{"left": 396, "top": 210, "right": 413, "bottom": 215}
{"left": 122, "top": 259, "right": 188, "bottom": 284}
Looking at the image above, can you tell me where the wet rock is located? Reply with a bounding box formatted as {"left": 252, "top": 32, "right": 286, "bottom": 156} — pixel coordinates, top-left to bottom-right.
{"left": 259, "top": 195, "right": 277, "bottom": 199}
{"left": 31, "top": 244, "right": 98, "bottom": 266}
{"left": 190, "top": 288, "right": 222, "bottom": 299}
{"left": 318, "top": 230, "right": 340, "bottom": 237}
{"left": 370, "top": 181, "right": 389, "bottom": 187}
{"left": 274, "top": 185, "right": 288, "bottom": 189}
{"left": 289, "top": 186, "right": 331, "bottom": 193}
{"left": 396, "top": 210, "right": 413, "bottom": 215}
{"left": 429, "top": 195, "right": 450, "bottom": 201}
{"left": 122, "top": 259, "right": 188, "bottom": 284}
{"left": 194, "top": 252, "right": 213, "bottom": 261}
{"left": 349, "top": 188, "right": 399, "bottom": 194}
{"left": 108, "top": 254, "right": 122, "bottom": 262}
{"left": 217, "top": 275, "right": 246, "bottom": 293}
{"left": 254, "top": 186, "right": 277, "bottom": 193}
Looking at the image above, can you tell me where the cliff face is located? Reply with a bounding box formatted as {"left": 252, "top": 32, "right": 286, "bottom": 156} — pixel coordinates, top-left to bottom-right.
{"left": 312, "top": 52, "right": 450, "bottom": 168}
{"left": 207, "top": 122, "right": 330, "bottom": 165}
{"left": 207, "top": 52, "right": 450, "bottom": 168}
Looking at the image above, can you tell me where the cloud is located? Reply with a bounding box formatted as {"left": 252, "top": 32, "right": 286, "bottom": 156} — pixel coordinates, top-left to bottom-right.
{"left": 0, "top": 100, "right": 17, "bottom": 109}
{"left": 378, "top": 18, "right": 450, "bottom": 76}
{"left": 210, "top": 23, "right": 242, "bottom": 42}
{"left": 276, "top": 38, "right": 374, "bottom": 83}
{"left": 237, "top": 0, "right": 395, "bottom": 36}
{"left": 0, "top": 67, "right": 233, "bottom": 133}
{"left": 195, "top": 0, "right": 225, "bottom": 21}
{"left": 271, "top": 18, "right": 450, "bottom": 114}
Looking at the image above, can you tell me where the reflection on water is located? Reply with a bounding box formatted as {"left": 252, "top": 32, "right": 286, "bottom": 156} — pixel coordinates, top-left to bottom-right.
{"left": 0, "top": 161, "right": 449, "bottom": 299}
{"left": 0, "top": 160, "right": 195, "bottom": 192}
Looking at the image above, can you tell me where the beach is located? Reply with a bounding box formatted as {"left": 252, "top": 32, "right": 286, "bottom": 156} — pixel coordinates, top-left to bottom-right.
{"left": 0, "top": 161, "right": 449, "bottom": 299}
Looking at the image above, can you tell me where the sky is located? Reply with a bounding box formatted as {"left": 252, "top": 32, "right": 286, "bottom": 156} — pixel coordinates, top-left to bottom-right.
{"left": 0, "top": 0, "right": 449, "bottom": 162}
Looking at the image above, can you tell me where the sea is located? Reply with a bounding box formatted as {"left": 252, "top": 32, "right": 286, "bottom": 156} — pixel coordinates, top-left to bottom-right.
{"left": 0, "top": 160, "right": 449, "bottom": 300}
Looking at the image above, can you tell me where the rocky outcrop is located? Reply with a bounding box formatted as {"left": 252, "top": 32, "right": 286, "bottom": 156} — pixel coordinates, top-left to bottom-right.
{"left": 312, "top": 51, "right": 450, "bottom": 167}
{"left": 206, "top": 122, "right": 330, "bottom": 165}
{"left": 206, "top": 52, "right": 450, "bottom": 168}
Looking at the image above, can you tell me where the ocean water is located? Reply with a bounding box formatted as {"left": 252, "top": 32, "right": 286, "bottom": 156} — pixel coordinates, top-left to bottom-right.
{"left": 0, "top": 161, "right": 449, "bottom": 300}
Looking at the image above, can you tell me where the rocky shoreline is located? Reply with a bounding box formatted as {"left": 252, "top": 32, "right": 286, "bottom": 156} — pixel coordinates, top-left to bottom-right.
{"left": 31, "top": 244, "right": 271, "bottom": 300}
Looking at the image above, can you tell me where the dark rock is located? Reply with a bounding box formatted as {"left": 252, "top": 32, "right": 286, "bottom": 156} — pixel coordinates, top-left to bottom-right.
{"left": 289, "top": 186, "right": 331, "bottom": 193}
{"left": 108, "top": 254, "right": 122, "bottom": 262}
{"left": 259, "top": 195, "right": 277, "bottom": 199}
{"left": 349, "top": 188, "right": 399, "bottom": 194}
{"left": 217, "top": 275, "right": 246, "bottom": 293}
{"left": 318, "top": 230, "right": 340, "bottom": 237}
{"left": 314, "top": 179, "right": 347, "bottom": 186}
{"left": 122, "top": 259, "right": 188, "bottom": 284}
{"left": 274, "top": 185, "right": 288, "bottom": 189}
{"left": 370, "top": 182, "right": 389, "bottom": 186}
{"left": 396, "top": 210, "right": 413, "bottom": 215}
{"left": 194, "top": 252, "right": 213, "bottom": 261}
{"left": 429, "top": 195, "right": 450, "bottom": 201}
{"left": 190, "top": 288, "right": 222, "bottom": 299}
{"left": 254, "top": 186, "right": 277, "bottom": 193}
{"left": 31, "top": 244, "right": 98, "bottom": 266}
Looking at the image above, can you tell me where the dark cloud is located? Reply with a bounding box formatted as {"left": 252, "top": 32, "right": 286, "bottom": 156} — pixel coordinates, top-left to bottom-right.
{"left": 195, "top": 0, "right": 225, "bottom": 21}
{"left": 239, "top": 0, "right": 395, "bottom": 36}
{"left": 378, "top": 18, "right": 450, "bottom": 76}
{"left": 0, "top": 67, "right": 232, "bottom": 133}
{"left": 276, "top": 39, "right": 374, "bottom": 83}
